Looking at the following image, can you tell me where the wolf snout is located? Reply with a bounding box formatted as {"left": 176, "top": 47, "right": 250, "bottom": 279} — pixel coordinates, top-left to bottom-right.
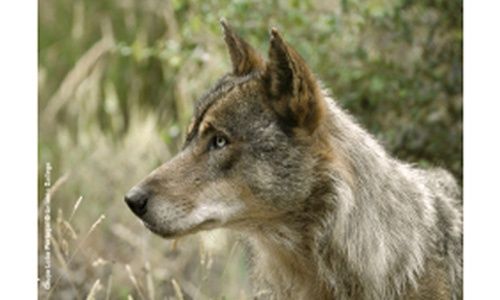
{"left": 124, "top": 186, "right": 149, "bottom": 217}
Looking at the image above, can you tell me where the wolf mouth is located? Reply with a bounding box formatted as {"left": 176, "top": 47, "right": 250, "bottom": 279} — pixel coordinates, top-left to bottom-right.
{"left": 143, "top": 218, "right": 220, "bottom": 239}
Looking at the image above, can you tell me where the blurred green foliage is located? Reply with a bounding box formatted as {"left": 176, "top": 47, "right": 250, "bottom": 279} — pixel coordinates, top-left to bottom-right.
{"left": 40, "top": 0, "right": 462, "bottom": 180}
{"left": 39, "top": 0, "right": 461, "bottom": 298}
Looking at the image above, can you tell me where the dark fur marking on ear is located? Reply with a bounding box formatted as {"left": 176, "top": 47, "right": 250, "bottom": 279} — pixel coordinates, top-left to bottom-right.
{"left": 220, "top": 19, "right": 265, "bottom": 76}
{"left": 265, "top": 28, "right": 324, "bottom": 133}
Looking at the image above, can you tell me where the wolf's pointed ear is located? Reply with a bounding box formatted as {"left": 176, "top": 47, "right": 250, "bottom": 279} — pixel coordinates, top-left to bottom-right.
{"left": 220, "top": 19, "right": 265, "bottom": 76}
{"left": 265, "top": 28, "right": 324, "bottom": 133}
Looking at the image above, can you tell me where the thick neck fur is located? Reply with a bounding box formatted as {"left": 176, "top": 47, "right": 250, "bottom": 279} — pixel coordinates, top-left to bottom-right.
{"left": 247, "top": 95, "right": 437, "bottom": 300}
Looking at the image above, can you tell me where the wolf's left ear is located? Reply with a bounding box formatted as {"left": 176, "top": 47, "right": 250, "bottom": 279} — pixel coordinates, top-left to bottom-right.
{"left": 264, "top": 28, "right": 324, "bottom": 133}
{"left": 220, "top": 19, "right": 265, "bottom": 76}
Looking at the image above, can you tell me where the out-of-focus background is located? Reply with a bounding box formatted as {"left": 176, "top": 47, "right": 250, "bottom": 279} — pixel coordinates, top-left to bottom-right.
{"left": 38, "top": 0, "right": 462, "bottom": 299}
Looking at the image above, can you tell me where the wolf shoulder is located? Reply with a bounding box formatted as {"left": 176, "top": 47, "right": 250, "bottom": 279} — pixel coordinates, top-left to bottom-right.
{"left": 416, "top": 166, "right": 462, "bottom": 210}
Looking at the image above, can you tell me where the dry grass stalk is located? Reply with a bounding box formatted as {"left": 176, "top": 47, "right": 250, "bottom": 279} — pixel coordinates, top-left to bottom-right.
{"left": 62, "top": 220, "right": 78, "bottom": 240}
{"left": 47, "top": 214, "right": 107, "bottom": 299}
{"left": 145, "top": 261, "right": 155, "bottom": 300}
{"left": 88, "top": 215, "right": 106, "bottom": 234}
{"left": 105, "top": 274, "right": 113, "bottom": 300}
{"left": 85, "top": 279, "right": 102, "bottom": 300}
{"left": 50, "top": 235, "right": 79, "bottom": 296}
{"left": 171, "top": 278, "right": 184, "bottom": 300}
{"left": 69, "top": 196, "right": 84, "bottom": 221}
{"left": 171, "top": 237, "right": 180, "bottom": 252}
{"left": 126, "top": 264, "right": 147, "bottom": 300}
{"left": 43, "top": 37, "right": 114, "bottom": 123}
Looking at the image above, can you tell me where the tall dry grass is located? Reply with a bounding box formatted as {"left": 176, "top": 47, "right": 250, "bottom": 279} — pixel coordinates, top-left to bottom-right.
{"left": 38, "top": 158, "right": 251, "bottom": 300}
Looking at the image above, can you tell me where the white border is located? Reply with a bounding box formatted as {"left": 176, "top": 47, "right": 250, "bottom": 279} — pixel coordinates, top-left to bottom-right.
{"left": 0, "top": 0, "right": 37, "bottom": 298}
{"left": 464, "top": 0, "right": 500, "bottom": 298}
{"left": 0, "top": 0, "right": 498, "bottom": 298}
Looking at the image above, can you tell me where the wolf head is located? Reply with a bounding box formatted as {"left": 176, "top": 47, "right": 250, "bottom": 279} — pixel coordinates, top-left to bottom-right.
{"left": 125, "top": 20, "right": 330, "bottom": 238}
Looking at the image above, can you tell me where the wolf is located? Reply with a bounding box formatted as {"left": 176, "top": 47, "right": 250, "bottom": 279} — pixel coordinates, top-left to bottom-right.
{"left": 125, "top": 20, "right": 462, "bottom": 300}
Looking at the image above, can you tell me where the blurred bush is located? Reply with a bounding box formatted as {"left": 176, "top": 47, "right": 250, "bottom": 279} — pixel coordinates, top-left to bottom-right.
{"left": 39, "top": 0, "right": 462, "bottom": 298}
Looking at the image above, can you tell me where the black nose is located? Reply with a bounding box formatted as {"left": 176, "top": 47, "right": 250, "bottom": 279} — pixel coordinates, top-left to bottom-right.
{"left": 124, "top": 187, "right": 149, "bottom": 217}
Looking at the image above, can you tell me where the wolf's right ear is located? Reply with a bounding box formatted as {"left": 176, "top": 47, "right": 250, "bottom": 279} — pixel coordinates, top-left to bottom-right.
{"left": 220, "top": 19, "right": 265, "bottom": 76}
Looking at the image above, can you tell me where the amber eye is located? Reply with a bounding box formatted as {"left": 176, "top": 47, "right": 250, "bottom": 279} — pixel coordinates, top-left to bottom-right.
{"left": 211, "top": 135, "right": 228, "bottom": 150}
